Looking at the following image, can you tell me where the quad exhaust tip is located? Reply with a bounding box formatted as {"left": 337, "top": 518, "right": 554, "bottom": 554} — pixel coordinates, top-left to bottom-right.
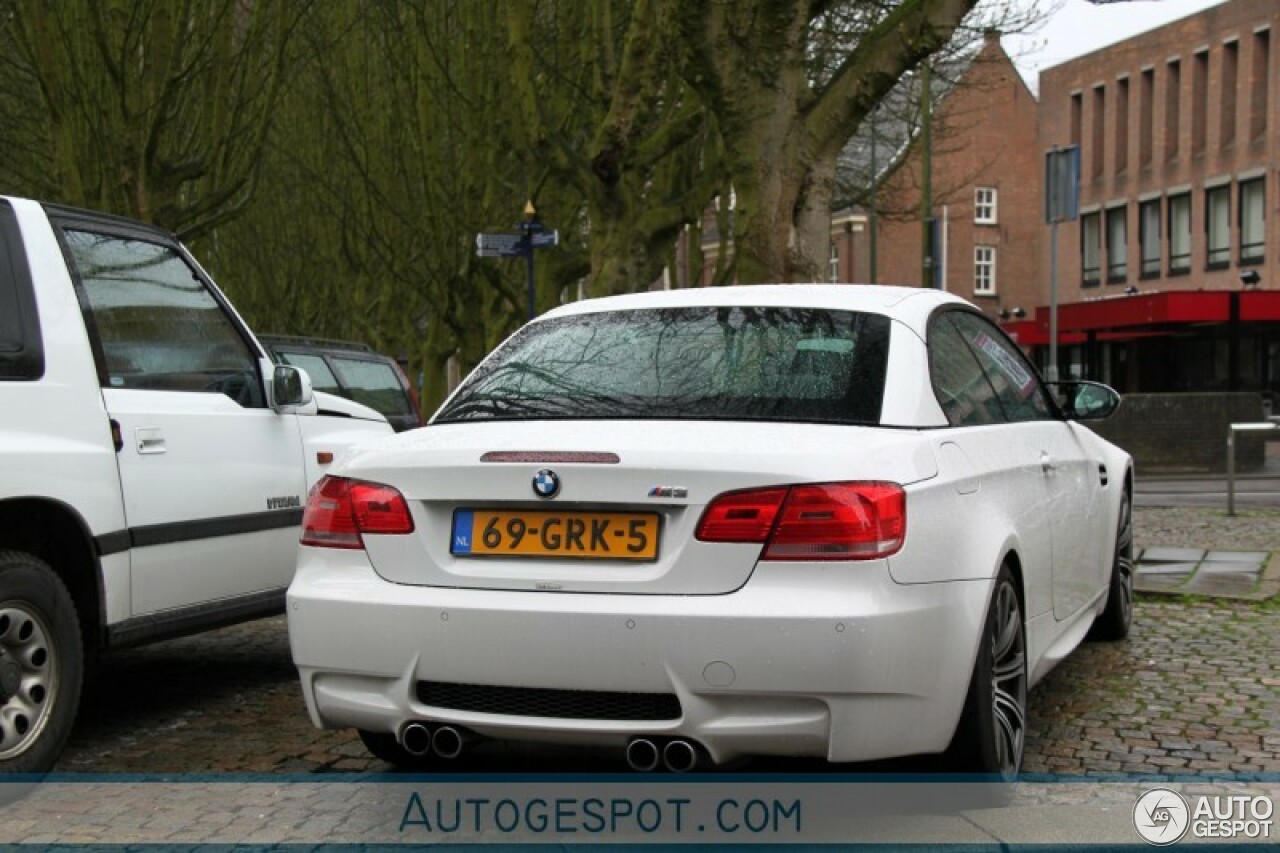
{"left": 662, "top": 738, "right": 698, "bottom": 773}
{"left": 626, "top": 737, "right": 701, "bottom": 772}
{"left": 625, "top": 737, "right": 661, "bottom": 772}
{"left": 432, "top": 725, "right": 470, "bottom": 760}
{"left": 400, "top": 722, "right": 433, "bottom": 757}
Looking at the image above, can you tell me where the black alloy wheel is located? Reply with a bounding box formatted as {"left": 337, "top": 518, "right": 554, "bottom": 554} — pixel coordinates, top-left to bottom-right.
{"left": 948, "top": 563, "right": 1027, "bottom": 779}
{"left": 1090, "top": 490, "right": 1133, "bottom": 642}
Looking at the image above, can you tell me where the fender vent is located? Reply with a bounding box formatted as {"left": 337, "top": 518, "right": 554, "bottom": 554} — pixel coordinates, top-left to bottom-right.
{"left": 416, "top": 680, "right": 681, "bottom": 721}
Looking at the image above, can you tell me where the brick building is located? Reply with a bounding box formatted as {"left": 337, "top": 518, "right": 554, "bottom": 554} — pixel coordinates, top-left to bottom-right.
{"left": 1015, "top": 0, "right": 1280, "bottom": 400}
{"left": 870, "top": 30, "right": 1042, "bottom": 324}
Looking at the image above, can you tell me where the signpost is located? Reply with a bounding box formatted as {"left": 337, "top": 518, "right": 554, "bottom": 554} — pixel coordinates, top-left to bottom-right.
{"left": 1044, "top": 145, "right": 1080, "bottom": 382}
{"left": 476, "top": 201, "right": 559, "bottom": 320}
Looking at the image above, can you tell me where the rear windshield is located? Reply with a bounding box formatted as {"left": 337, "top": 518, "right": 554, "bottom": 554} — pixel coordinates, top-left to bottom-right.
{"left": 435, "top": 306, "right": 890, "bottom": 426}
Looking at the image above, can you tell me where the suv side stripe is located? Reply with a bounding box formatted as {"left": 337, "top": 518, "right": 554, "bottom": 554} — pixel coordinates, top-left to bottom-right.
{"left": 93, "top": 508, "right": 304, "bottom": 555}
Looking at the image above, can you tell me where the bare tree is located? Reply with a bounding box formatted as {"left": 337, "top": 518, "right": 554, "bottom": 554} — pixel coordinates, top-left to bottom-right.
{"left": 0, "top": 0, "right": 307, "bottom": 240}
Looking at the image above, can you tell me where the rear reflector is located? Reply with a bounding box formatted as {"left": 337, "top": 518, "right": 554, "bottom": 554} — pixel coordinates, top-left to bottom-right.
{"left": 696, "top": 482, "right": 905, "bottom": 561}
{"left": 301, "top": 476, "right": 414, "bottom": 549}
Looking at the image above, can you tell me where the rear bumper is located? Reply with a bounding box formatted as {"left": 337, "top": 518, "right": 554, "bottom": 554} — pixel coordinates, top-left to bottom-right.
{"left": 287, "top": 549, "right": 992, "bottom": 764}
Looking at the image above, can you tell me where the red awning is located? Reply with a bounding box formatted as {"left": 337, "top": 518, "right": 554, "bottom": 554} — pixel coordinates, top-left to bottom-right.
{"left": 999, "top": 290, "right": 1280, "bottom": 346}
{"left": 1053, "top": 291, "right": 1230, "bottom": 331}
{"left": 1240, "top": 291, "right": 1280, "bottom": 322}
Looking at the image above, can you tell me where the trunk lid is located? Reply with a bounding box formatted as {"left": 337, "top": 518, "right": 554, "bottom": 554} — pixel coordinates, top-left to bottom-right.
{"left": 344, "top": 420, "right": 938, "bottom": 594}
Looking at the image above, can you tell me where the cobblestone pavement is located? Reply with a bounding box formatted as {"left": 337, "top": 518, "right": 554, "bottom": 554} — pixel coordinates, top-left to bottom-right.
{"left": 53, "top": 507, "right": 1278, "bottom": 776}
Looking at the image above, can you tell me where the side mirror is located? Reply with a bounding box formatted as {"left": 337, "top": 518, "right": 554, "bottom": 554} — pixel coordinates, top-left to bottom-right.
{"left": 1046, "top": 380, "right": 1121, "bottom": 421}
{"left": 271, "top": 364, "right": 314, "bottom": 412}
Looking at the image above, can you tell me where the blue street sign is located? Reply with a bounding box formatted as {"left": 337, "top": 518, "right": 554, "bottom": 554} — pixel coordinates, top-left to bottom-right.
{"left": 475, "top": 232, "right": 524, "bottom": 258}
{"left": 530, "top": 229, "right": 559, "bottom": 249}
{"left": 1045, "top": 146, "right": 1080, "bottom": 223}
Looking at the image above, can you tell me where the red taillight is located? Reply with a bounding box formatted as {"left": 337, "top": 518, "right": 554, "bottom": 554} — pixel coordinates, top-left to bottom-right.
{"left": 694, "top": 487, "right": 788, "bottom": 542}
{"left": 301, "top": 475, "right": 414, "bottom": 549}
{"left": 696, "top": 482, "right": 905, "bottom": 561}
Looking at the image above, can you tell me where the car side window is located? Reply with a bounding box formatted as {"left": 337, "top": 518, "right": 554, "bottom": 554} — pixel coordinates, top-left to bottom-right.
{"left": 928, "top": 314, "right": 1006, "bottom": 426}
{"left": 332, "top": 356, "right": 414, "bottom": 417}
{"left": 948, "top": 312, "right": 1053, "bottom": 423}
{"left": 278, "top": 352, "right": 342, "bottom": 395}
{"left": 62, "top": 229, "right": 264, "bottom": 407}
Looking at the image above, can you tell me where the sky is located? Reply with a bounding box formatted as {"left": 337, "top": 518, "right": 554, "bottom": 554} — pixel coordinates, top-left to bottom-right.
{"left": 1000, "top": 0, "right": 1233, "bottom": 91}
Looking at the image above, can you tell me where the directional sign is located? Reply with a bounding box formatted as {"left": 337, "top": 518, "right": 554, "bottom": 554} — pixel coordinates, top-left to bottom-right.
{"left": 530, "top": 229, "right": 559, "bottom": 249}
{"left": 477, "top": 214, "right": 558, "bottom": 320}
{"left": 475, "top": 232, "right": 524, "bottom": 258}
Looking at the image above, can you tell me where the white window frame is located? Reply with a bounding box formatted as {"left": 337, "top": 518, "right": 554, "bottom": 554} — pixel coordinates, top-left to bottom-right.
{"left": 1240, "top": 178, "right": 1265, "bottom": 263}
{"left": 975, "top": 187, "right": 998, "bottom": 224}
{"left": 1082, "top": 211, "right": 1102, "bottom": 284}
{"left": 1168, "top": 193, "right": 1191, "bottom": 273}
{"left": 1106, "top": 205, "right": 1128, "bottom": 282}
{"left": 973, "top": 245, "right": 996, "bottom": 295}
{"left": 828, "top": 241, "right": 840, "bottom": 282}
{"left": 1206, "top": 184, "right": 1231, "bottom": 268}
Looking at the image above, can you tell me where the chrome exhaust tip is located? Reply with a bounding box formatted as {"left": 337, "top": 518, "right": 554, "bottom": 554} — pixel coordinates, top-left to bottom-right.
{"left": 399, "top": 722, "right": 433, "bottom": 757}
{"left": 662, "top": 738, "right": 699, "bottom": 773}
{"left": 431, "top": 725, "right": 470, "bottom": 760}
{"left": 625, "top": 737, "right": 661, "bottom": 772}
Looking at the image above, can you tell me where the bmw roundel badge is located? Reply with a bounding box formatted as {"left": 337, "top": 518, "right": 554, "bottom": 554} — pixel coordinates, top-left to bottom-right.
{"left": 532, "top": 469, "right": 560, "bottom": 499}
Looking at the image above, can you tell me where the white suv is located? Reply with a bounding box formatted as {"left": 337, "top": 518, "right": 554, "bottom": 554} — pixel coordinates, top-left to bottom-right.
{"left": 0, "top": 196, "right": 393, "bottom": 772}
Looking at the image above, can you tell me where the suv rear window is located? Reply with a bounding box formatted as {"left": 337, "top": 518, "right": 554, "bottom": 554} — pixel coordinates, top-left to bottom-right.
{"left": 330, "top": 355, "right": 415, "bottom": 417}
{"left": 436, "top": 306, "right": 890, "bottom": 425}
{"left": 0, "top": 201, "right": 45, "bottom": 380}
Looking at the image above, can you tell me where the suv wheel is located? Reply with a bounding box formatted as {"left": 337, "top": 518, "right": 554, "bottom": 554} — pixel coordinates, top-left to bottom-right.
{"left": 0, "top": 551, "right": 83, "bottom": 773}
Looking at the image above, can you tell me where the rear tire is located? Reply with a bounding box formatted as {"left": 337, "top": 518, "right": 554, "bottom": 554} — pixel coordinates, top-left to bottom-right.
{"left": 1089, "top": 491, "right": 1133, "bottom": 642}
{"left": 357, "top": 728, "right": 435, "bottom": 770}
{"left": 0, "top": 551, "right": 83, "bottom": 774}
{"left": 947, "top": 563, "right": 1026, "bottom": 779}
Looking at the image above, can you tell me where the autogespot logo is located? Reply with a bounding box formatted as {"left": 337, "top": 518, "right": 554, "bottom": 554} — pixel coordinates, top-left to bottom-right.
{"left": 1134, "top": 788, "right": 1191, "bottom": 846}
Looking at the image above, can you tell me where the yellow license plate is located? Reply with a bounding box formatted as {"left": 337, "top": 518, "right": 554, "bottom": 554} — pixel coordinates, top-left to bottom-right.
{"left": 450, "top": 509, "right": 659, "bottom": 560}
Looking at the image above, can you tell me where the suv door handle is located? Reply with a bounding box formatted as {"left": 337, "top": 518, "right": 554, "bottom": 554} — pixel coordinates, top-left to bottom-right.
{"left": 136, "top": 428, "right": 166, "bottom": 455}
{"left": 1040, "top": 452, "right": 1056, "bottom": 473}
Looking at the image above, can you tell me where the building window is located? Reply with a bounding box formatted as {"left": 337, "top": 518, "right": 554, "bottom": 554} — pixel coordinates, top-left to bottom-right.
{"left": 1168, "top": 193, "right": 1191, "bottom": 274}
{"left": 1240, "top": 178, "right": 1265, "bottom": 264}
{"left": 1252, "top": 29, "right": 1270, "bottom": 140}
{"left": 1106, "top": 206, "right": 1128, "bottom": 283}
{"left": 1091, "top": 84, "right": 1106, "bottom": 178}
{"left": 1192, "top": 49, "right": 1208, "bottom": 155}
{"left": 1139, "top": 199, "right": 1161, "bottom": 278}
{"left": 1115, "top": 76, "right": 1129, "bottom": 174}
{"left": 1139, "top": 68, "right": 1154, "bottom": 167}
{"left": 1222, "top": 40, "right": 1239, "bottom": 148}
{"left": 1081, "top": 212, "right": 1101, "bottom": 286}
{"left": 1206, "top": 184, "right": 1231, "bottom": 268}
{"left": 974, "top": 187, "right": 997, "bottom": 224}
{"left": 1165, "top": 58, "right": 1181, "bottom": 161}
{"left": 973, "top": 246, "right": 996, "bottom": 295}
{"left": 1070, "top": 92, "right": 1082, "bottom": 147}
{"left": 828, "top": 242, "right": 840, "bottom": 282}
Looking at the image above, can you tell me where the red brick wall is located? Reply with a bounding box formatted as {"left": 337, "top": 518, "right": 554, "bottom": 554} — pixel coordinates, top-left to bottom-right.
{"left": 872, "top": 34, "right": 1043, "bottom": 322}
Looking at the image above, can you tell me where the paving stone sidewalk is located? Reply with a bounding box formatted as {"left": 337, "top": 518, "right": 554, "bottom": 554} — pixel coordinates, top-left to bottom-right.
{"left": 1133, "top": 507, "right": 1279, "bottom": 599}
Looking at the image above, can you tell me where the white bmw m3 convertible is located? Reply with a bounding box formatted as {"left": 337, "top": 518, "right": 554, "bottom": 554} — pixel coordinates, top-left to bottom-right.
{"left": 287, "top": 285, "right": 1133, "bottom": 777}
